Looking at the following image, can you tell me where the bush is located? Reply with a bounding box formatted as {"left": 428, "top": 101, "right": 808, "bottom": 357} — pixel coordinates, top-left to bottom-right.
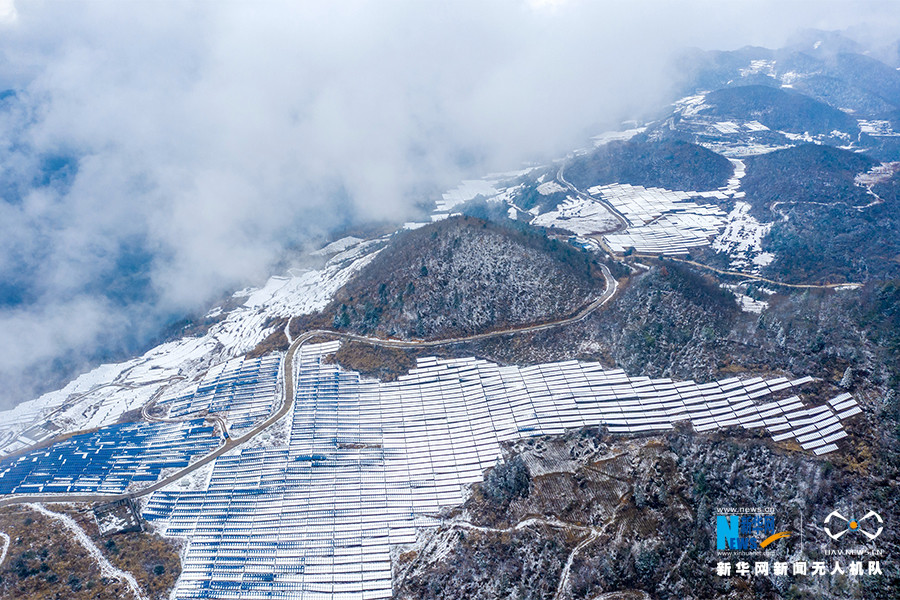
{"left": 483, "top": 455, "right": 530, "bottom": 504}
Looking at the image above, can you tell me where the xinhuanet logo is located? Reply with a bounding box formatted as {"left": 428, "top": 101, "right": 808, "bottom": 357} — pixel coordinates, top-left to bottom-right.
{"left": 716, "top": 509, "right": 792, "bottom": 551}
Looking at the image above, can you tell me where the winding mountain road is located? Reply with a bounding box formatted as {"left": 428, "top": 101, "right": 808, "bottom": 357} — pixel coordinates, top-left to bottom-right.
{"left": 630, "top": 253, "right": 863, "bottom": 290}
{"left": 556, "top": 160, "right": 631, "bottom": 233}
{"left": 0, "top": 264, "right": 619, "bottom": 509}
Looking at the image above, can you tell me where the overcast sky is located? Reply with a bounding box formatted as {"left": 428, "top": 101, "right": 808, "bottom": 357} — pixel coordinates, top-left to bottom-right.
{"left": 0, "top": 0, "right": 898, "bottom": 408}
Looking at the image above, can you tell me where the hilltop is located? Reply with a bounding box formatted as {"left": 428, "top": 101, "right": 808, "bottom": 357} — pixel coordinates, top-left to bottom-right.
{"left": 701, "top": 85, "right": 859, "bottom": 136}
{"left": 564, "top": 139, "right": 733, "bottom": 192}
{"left": 742, "top": 144, "right": 877, "bottom": 218}
{"left": 738, "top": 144, "right": 900, "bottom": 283}
{"left": 302, "top": 216, "right": 607, "bottom": 340}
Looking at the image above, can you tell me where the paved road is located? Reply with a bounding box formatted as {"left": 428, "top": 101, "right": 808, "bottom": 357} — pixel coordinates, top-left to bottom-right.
{"left": 631, "top": 253, "right": 863, "bottom": 290}
{"left": 296, "top": 263, "right": 618, "bottom": 350}
{"left": 0, "top": 330, "right": 312, "bottom": 509}
{"left": 554, "top": 159, "right": 864, "bottom": 291}
{"left": 1, "top": 375, "right": 186, "bottom": 461}
{"left": 556, "top": 161, "right": 631, "bottom": 233}
{"left": 0, "top": 263, "right": 620, "bottom": 509}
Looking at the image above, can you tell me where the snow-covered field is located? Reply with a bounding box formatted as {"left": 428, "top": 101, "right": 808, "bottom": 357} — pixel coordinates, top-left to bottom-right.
{"left": 856, "top": 161, "right": 900, "bottom": 187}
{"left": 589, "top": 183, "right": 728, "bottom": 225}
{"left": 722, "top": 284, "right": 771, "bottom": 314}
{"left": 0, "top": 239, "right": 385, "bottom": 457}
{"left": 558, "top": 159, "right": 768, "bottom": 261}
{"left": 604, "top": 206, "right": 727, "bottom": 255}
{"left": 858, "top": 120, "right": 899, "bottom": 136}
{"left": 536, "top": 180, "right": 566, "bottom": 195}
{"left": 309, "top": 235, "right": 364, "bottom": 256}
{"left": 586, "top": 179, "right": 732, "bottom": 256}
{"left": 144, "top": 342, "right": 858, "bottom": 600}
{"left": 437, "top": 179, "right": 501, "bottom": 212}
{"left": 590, "top": 126, "right": 646, "bottom": 146}
{"left": 739, "top": 59, "right": 776, "bottom": 78}
{"left": 711, "top": 201, "right": 774, "bottom": 271}
{"left": 94, "top": 500, "right": 142, "bottom": 536}
{"left": 674, "top": 94, "right": 708, "bottom": 117}
{"left": 0, "top": 532, "right": 9, "bottom": 568}
{"left": 530, "top": 195, "right": 619, "bottom": 235}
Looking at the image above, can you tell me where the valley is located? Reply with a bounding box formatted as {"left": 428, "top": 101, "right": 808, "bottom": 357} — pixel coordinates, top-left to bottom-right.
{"left": 2, "top": 27, "right": 900, "bottom": 600}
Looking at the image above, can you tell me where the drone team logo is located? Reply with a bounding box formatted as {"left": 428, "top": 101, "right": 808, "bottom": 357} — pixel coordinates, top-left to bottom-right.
{"left": 823, "top": 509, "right": 884, "bottom": 541}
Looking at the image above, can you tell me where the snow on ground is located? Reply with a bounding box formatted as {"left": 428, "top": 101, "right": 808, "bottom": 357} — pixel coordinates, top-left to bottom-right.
{"left": 723, "top": 284, "right": 769, "bottom": 314}
{"left": 858, "top": 120, "right": 899, "bottom": 136}
{"left": 0, "top": 362, "right": 130, "bottom": 430}
{"left": 714, "top": 121, "right": 740, "bottom": 134}
{"left": 0, "top": 334, "right": 222, "bottom": 455}
{"left": 310, "top": 236, "right": 363, "bottom": 256}
{"left": 211, "top": 238, "right": 385, "bottom": 359}
{"left": 437, "top": 180, "right": 500, "bottom": 212}
{"left": 856, "top": 162, "right": 900, "bottom": 186}
{"left": 489, "top": 183, "right": 525, "bottom": 207}
{"left": 708, "top": 161, "right": 779, "bottom": 272}
{"left": 590, "top": 183, "right": 725, "bottom": 224}
{"left": 483, "top": 166, "right": 541, "bottom": 181}
{"left": 745, "top": 120, "right": 769, "bottom": 132}
{"left": 590, "top": 127, "right": 646, "bottom": 146}
{"left": 95, "top": 502, "right": 142, "bottom": 536}
{"left": 162, "top": 460, "right": 215, "bottom": 493}
{"left": 530, "top": 195, "right": 619, "bottom": 235}
{"left": 27, "top": 503, "right": 148, "bottom": 600}
{"left": 435, "top": 169, "right": 534, "bottom": 217}
{"left": 1, "top": 240, "right": 385, "bottom": 456}
{"left": 708, "top": 159, "right": 772, "bottom": 272}
{"left": 0, "top": 532, "right": 9, "bottom": 568}
{"left": 673, "top": 94, "right": 708, "bottom": 117}
{"left": 97, "top": 512, "right": 130, "bottom": 534}
{"left": 605, "top": 208, "right": 726, "bottom": 255}
{"left": 53, "top": 385, "right": 158, "bottom": 434}
{"left": 241, "top": 408, "right": 294, "bottom": 452}
{"left": 753, "top": 252, "right": 775, "bottom": 267}
{"left": 208, "top": 242, "right": 383, "bottom": 356}
{"left": 708, "top": 120, "right": 776, "bottom": 137}
{"left": 669, "top": 93, "right": 811, "bottom": 158}
{"left": 590, "top": 158, "right": 769, "bottom": 259}
{"left": 725, "top": 158, "right": 746, "bottom": 191}
{"left": 740, "top": 59, "right": 776, "bottom": 78}
{"left": 711, "top": 201, "right": 772, "bottom": 272}
{"left": 536, "top": 181, "right": 566, "bottom": 195}
{"left": 523, "top": 157, "right": 754, "bottom": 257}
{"left": 588, "top": 183, "right": 732, "bottom": 255}
{"left": 702, "top": 141, "right": 793, "bottom": 158}
{"left": 781, "top": 131, "right": 817, "bottom": 143}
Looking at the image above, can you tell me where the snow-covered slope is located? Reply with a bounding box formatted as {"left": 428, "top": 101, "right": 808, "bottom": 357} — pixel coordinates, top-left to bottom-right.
{"left": 0, "top": 239, "right": 384, "bottom": 456}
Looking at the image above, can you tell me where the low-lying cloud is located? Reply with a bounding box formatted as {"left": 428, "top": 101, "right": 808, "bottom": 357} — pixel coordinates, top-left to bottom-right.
{"left": 0, "top": 0, "right": 897, "bottom": 408}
